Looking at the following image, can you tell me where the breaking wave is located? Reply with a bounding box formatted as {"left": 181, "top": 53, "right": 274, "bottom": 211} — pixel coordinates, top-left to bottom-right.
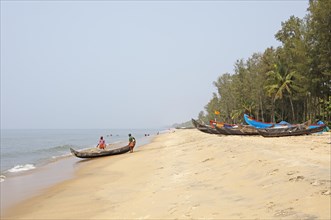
{"left": 8, "top": 164, "right": 36, "bottom": 173}
{"left": 0, "top": 175, "right": 6, "bottom": 183}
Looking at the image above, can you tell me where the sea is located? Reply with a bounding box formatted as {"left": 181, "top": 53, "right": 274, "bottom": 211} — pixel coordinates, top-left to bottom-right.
{"left": 0, "top": 128, "right": 166, "bottom": 181}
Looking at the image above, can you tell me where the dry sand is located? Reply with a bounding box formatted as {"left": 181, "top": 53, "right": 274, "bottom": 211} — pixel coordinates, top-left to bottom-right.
{"left": 2, "top": 129, "right": 331, "bottom": 219}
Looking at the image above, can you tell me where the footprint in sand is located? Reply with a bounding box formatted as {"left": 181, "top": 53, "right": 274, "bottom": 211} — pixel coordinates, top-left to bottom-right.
{"left": 321, "top": 189, "right": 331, "bottom": 195}
{"left": 311, "top": 180, "right": 321, "bottom": 186}
{"left": 267, "top": 169, "right": 279, "bottom": 176}
{"left": 202, "top": 158, "right": 214, "bottom": 163}
{"left": 266, "top": 202, "right": 275, "bottom": 212}
{"left": 184, "top": 213, "right": 191, "bottom": 217}
{"left": 168, "top": 206, "right": 177, "bottom": 214}
{"left": 192, "top": 204, "right": 200, "bottom": 209}
{"left": 286, "top": 171, "right": 299, "bottom": 176}
{"left": 289, "top": 175, "right": 305, "bottom": 182}
{"left": 274, "top": 207, "right": 296, "bottom": 217}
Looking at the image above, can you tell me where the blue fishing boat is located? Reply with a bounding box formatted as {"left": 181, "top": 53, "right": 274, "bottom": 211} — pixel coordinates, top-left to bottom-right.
{"left": 244, "top": 114, "right": 289, "bottom": 128}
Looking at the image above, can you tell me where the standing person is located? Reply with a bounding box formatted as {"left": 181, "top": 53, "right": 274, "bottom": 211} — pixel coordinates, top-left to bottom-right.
{"left": 97, "top": 136, "right": 106, "bottom": 149}
{"left": 128, "top": 134, "right": 136, "bottom": 153}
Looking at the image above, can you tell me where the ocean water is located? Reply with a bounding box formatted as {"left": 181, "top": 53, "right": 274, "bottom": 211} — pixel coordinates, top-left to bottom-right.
{"left": 0, "top": 128, "right": 165, "bottom": 179}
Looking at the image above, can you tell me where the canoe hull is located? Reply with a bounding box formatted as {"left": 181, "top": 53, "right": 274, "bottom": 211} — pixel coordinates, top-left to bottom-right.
{"left": 258, "top": 124, "right": 326, "bottom": 137}
{"left": 223, "top": 126, "right": 259, "bottom": 135}
{"left": 192, "top": 119, "right": 219, "bottom": 134}
{"left": 70, "top": 145, "right": 130, "bottom": 158}
{"left": 215, "top": 125, "right": 258, "bottom": 135}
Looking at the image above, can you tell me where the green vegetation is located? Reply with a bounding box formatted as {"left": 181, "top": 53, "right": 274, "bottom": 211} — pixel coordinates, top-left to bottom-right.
{"left": 199, "top": 0, "right": 330, "bottom": 126}
{"left": 173, "top": 121, "right": 194, "bottom": 129}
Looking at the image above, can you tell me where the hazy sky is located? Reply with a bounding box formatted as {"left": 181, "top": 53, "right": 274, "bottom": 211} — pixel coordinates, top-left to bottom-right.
{"left": 1, "top": 1, "right": 309, "bottom": 129}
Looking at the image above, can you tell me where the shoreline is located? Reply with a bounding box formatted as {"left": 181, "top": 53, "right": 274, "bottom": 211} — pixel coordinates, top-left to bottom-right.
{"left": 2, "top": 130, "right": 330, "bottom": 219}
{"left": 0, "top": 155, "right": 79, "bottom": 214}
{"left": 0, "top": 135, "right": 155, "bottom": 216}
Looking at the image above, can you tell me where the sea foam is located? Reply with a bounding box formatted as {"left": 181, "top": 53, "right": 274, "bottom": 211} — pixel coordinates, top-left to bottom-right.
{"left": 0, "top": 175, "right": 6, "bottom": 182}
{"left": 8, "top": 164, "right": 36, "bottom": 173}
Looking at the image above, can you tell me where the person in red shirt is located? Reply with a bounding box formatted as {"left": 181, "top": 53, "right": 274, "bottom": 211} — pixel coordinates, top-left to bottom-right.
{"left": 97, "top": 136, "right": 106, "bottom": 149}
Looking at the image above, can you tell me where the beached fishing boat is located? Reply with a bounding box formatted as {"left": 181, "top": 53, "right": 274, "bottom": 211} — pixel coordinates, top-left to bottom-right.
{"left": 257, "top": 124, "right": 326, "bottom": 137}
{"left": 214, "top": 126, "right": 229, "bottom": 135}
{"left": 191, "top": 119, "right": 219, "bottom": 134}
{"left": 243, "top": 114, "right": 292, "bottom": 128}
{"left": 70, "top": 145, "right": 130, "bottom": 158}
{"left": 192, "top": 118, "right": 256, "bottom": 135}
{"left": 216, "top": 125, "right": 259, "bottom": 135}
{"left": 191, "top": 118, "right": 202, "bottom": 129}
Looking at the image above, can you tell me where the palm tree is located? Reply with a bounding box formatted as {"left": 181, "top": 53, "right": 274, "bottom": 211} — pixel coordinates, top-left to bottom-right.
{"left": 265, "top": 63, "right": 302, "bottom": 122}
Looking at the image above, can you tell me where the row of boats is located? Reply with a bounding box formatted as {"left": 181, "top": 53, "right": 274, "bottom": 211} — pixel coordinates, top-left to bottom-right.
{"left": 192, "top": 114, "right": 328, "bottom": 137}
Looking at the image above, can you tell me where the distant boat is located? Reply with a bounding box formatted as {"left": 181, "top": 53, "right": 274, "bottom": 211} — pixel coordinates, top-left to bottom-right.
{"left": 70, "top": 145, "right": 130, "bottom": 158}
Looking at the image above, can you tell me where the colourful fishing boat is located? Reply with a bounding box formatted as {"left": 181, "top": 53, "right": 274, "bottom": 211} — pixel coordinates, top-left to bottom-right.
{"left": 244, "top": 114, "right": 289, "bottom": 128}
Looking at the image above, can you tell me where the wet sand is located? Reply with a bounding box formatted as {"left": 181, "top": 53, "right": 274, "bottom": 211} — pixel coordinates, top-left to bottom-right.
{"left": 0, "top": 156, "right": 79, "bottom": 214}
{"left": 2, "top": 129, "right": 330, "bottom": 219}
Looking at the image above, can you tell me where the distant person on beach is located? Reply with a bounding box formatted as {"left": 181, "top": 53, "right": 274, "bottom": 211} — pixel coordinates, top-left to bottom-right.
{"left": 128, "top": 134, "right": 136, "bottom": 153}
{"left": 97, "top": 136, "right": 106, "bottom": 149}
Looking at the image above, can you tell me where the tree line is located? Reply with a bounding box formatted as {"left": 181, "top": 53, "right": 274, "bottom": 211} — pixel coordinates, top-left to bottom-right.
{"left": 198, "top": 0, "right": 330, "bottom": 126}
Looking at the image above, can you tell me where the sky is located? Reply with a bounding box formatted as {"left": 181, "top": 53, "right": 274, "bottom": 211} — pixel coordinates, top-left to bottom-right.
{"left": 1, "top": 0, "right": 309, "bottom": 129}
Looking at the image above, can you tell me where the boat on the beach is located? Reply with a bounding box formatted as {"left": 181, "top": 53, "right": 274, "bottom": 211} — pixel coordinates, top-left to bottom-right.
{"left": 257, "top": 124, "right": 326, "bottom": 137}
{"left": 244, "top": 114, "right": 328, "bottom": 137}
{"left": 191, "top": 119, "right": 219, "bottom": 134}
{"left": 216, "top": 125, "right": 259, "bottom": 135}
{"left": 244, "top": 114, "right": 290, "bottom": 129}
{"left": 192, "top": 118, "right": 258, "bottom": 136}
{"left": 244, "top": 114, "right": 291, "bottom": 128}
{"left": 70, "top": 145, "right": 130, "bottom": 158}
{"left": 213, "top": 126, "right": 228, "bottom": 135}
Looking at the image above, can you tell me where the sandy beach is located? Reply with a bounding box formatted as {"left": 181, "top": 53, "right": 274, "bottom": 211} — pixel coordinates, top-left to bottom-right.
{"left": 2, "top": 129, "right": 330, "bottom": 219}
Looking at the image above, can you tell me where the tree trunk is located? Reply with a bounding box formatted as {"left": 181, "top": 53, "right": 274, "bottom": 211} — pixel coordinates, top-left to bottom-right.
{"left": 272, "top": 98, "right": 276, "bottom": 123}
{"left": 289, "top": 96, "right": 295, "bottom": 122}
{"left": 260, "top": 95, "right": 264, "bottom": 122}
{"left": 303, "top": 97, "right": 307, "bottom": 122}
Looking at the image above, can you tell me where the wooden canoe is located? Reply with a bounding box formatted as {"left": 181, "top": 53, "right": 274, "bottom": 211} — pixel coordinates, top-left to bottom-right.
{"left": 257, "top": 124, "right": 326, "bottom": 137}
{"left": 192, "top": 119, "right": 219, "bottom": 134}
{"left": 217, "top": 125, "right": 259, "bottom": 135}
{"left": 70, "top": 145, "right": 130, "bottom": 158}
